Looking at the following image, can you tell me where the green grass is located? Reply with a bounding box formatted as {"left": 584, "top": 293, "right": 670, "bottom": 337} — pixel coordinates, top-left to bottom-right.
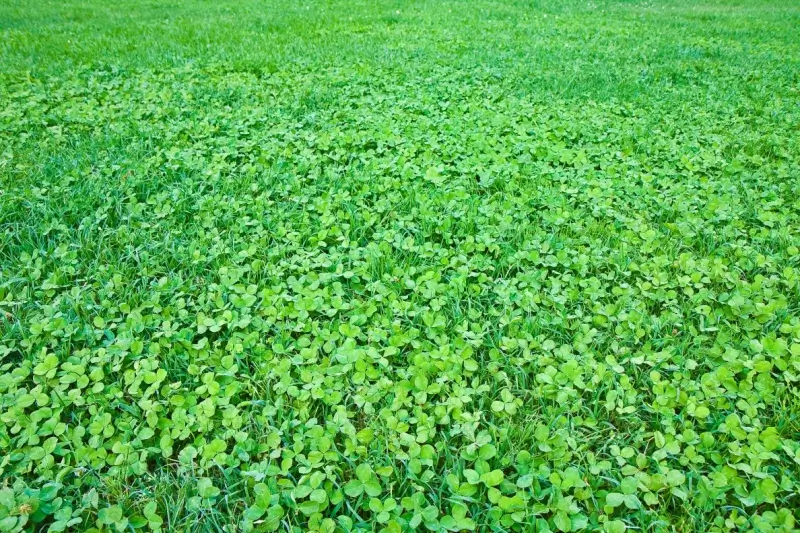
{"left": 1, "top": 0, "right": 800, "bottom": 532}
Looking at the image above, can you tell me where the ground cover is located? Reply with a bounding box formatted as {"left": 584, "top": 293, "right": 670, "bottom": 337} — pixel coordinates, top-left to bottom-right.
{"left": 1, "top": 0, "right": 799, "bottom": 531}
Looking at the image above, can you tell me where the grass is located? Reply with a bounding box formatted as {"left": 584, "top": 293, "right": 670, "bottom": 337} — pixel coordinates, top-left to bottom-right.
{"left": 1, "top": 0, "right": 800, "bottom": 532}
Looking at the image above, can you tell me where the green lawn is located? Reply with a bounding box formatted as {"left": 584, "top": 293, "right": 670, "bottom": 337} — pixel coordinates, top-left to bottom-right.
{"left": 1, "top": 0, "right": 800, "bottom": 532}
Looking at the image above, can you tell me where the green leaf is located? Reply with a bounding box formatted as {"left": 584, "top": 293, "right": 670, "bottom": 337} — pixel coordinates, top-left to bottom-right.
{"left": 516, "top": 474, "right": 534, "bottom": 488}
{"left": 344, "top": 480, "right": 364, "bottom": 497}
{"left": 129, "top": 515, "right": 148, "bottom": 528}
{"left": 463, "top": 469, "right": 480, "bottom": 485}
{"left": 309, "top": 489, "right": 328, "bottom": 504}
{"left": 480, "top": 470, "right": 504, "bottom": 487}
{"left": 244, "top": 505, "right": 266, "bottom": 521}
{"left": 297, "top": 500, "right": 319, "bottom": 515}
{"left": 356, "top": 464, "right": 373, "bottom": 482}
{"left": 98, "top": 506, "right": 123, "bottom": 525}
{"left": 0, "top": 517, "right": 18, "bottom": 531}
{"left": 264, "top": 505, "right": 285, "bottom": 531}
{"left": 554, "top": 511, "right": 571, "bottom": 532}
{"left": 0, "top": 488, "right": 14, "bottom": 510}
{"left": 605, "top": 492, "right": 625, "bottom": 508}
{"left": 197, "top": 478, "right": 220, "bottom": 499}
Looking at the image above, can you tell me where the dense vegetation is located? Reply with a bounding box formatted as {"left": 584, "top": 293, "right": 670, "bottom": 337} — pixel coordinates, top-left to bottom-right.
{"left": 1, "top": 0, "right": 799, "bottom": 531}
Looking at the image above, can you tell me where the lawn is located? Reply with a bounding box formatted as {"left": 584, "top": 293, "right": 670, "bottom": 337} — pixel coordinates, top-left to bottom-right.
{"left": 1, "top": 0, "right": 800, "bottom": 531}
